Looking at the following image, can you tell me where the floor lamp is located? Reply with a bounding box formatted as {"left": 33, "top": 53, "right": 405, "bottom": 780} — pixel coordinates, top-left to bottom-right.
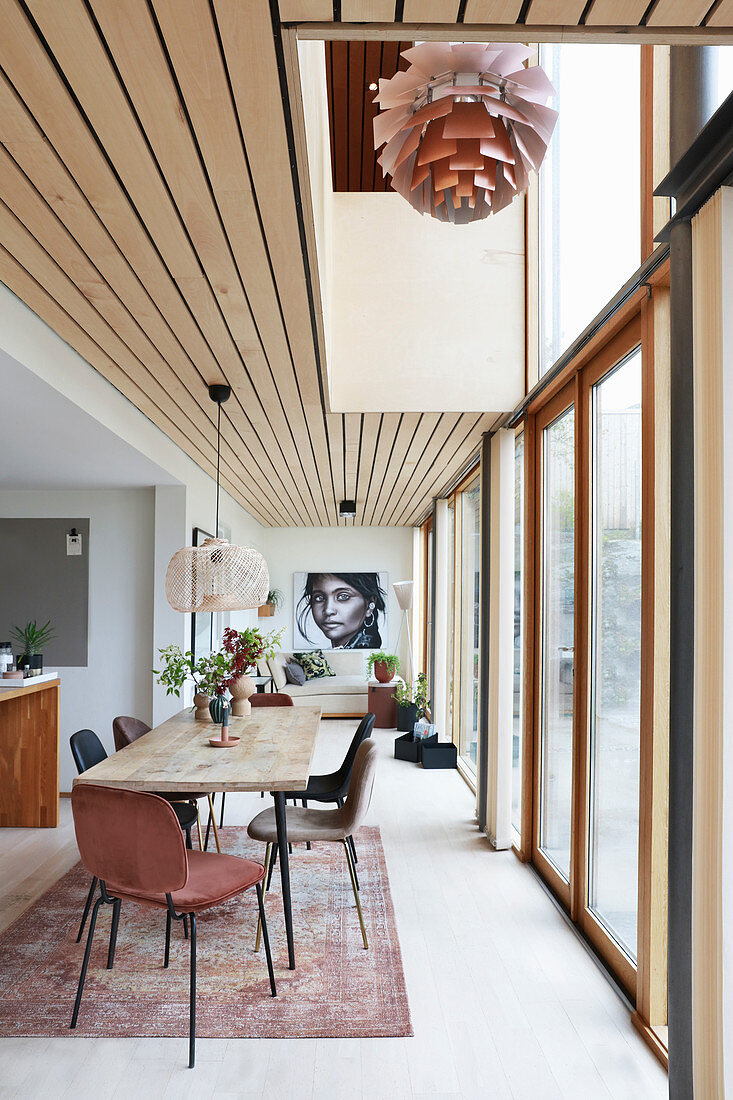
{"left": 393, "top": 581, "right": 414, "bottom": 686}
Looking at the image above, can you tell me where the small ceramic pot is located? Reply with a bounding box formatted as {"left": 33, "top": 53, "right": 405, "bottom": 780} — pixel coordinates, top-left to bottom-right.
{"left": 209, "top": 695, "right": 227, "bottom": 724}
{"left": 193, "top": 692, "right": 211, "bottom": 721}
{"left": 229, "top": 673, "right": 256, "bottom": 717}
{"left": 373, "top": 660, "right": 394, "bottom": 684}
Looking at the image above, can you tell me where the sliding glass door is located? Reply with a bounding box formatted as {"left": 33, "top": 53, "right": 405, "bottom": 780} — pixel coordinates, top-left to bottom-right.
{"left": 583, "top": 348, "right": 642, "bottom": 976}
{"left": 535, "top": 388, "right": 576, "bottom": 901}
{"left": 530, "top": 325, "right": 643, "bottom": 997}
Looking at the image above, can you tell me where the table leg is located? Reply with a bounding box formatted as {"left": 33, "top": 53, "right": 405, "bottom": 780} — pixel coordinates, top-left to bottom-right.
{"left": 273, "top": 791, "right": 295, "bottom": 970}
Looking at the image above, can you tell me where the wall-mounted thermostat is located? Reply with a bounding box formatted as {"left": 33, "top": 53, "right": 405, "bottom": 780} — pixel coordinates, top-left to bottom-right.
{"left": 67, "top": 529, "right": 83, "bottom": 556}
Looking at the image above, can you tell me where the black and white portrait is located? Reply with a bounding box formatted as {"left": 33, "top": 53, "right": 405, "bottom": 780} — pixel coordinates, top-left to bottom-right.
{"left": 293, "top": 572, "right": 388, "bottom": 650}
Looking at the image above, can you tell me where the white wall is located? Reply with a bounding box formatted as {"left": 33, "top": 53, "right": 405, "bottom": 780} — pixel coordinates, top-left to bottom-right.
{"left": 0, "top": 489, "right": 155, "bottom": 793}
{"left": 262, "top": 525, "right": 415, "bottom": 674}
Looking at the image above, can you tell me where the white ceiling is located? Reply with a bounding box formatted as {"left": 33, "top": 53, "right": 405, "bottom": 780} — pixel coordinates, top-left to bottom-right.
{"left": 0, "top": 350, "right": 180, "bottom": 491}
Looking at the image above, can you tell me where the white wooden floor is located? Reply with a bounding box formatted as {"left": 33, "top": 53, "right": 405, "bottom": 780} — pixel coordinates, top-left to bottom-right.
{"left": 0, "top": 719, "right": 668, "bottom": 1099}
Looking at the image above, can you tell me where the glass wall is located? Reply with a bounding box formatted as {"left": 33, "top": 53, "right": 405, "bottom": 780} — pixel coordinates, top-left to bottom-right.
{"left": 539, "top": 404, "right": 575, "bottom": 881}
{"left": 588, "top": 349, "right": 642, "bottom": 960}
{"left": 512, "top": 433, "right": 524, "bottom": 837}
{"left": 457, "top": 477, "right": 481, "bottom": 773}
{"left": 539, "top": 45, "right": 640, "bottom": 375}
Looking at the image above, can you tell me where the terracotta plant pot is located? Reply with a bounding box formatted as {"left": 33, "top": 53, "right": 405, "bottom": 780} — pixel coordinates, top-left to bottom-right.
{"left": 374, "top": 660, "right": 394, "bottom": 684}
{"left": 193, "top": 692, "right": 211, "bottom": 721}
{"left": 229, "top": 673, "right": 256, "bottom": 717}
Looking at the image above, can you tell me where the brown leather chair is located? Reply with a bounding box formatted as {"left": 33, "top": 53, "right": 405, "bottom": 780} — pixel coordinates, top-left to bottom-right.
{"left": 248, "top": 739, "right": 378, "bottom": 951}
{"left": 70, "top": 784, "right": 276, "bottom": 1068}
{"left": 249, "top": 692, "right": 294, "bottom": 707}
{"left": 112, "top": 715, "right": 150, "bottom": 751}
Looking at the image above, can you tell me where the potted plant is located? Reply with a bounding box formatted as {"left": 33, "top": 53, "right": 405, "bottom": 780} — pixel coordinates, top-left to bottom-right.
{"left": 222, "top": 626, "right": 284, "bottom": 715}
{"left": 392, "top": 673, "right": 430, "bottom": 734}
{"left": 154, "top": 645, "right": 234, "bottom": 722}
{"left": 366, "top": 650, "right": 399, "bottom": 684}
{"left": 258, "top": 588, "right": 284, "bottom": 618}
{"left": 10, "top": 619, "right": 56, "bottom": 676}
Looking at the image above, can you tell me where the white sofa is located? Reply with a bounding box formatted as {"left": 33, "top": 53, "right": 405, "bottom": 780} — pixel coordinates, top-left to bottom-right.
{"left": 260, "top": 650, "right": 370, "bottom": 716}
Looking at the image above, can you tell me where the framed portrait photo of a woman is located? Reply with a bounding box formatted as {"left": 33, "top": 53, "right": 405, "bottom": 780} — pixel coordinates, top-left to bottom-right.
{"left": 293, "top": 572, "right": 389, "bottom": 650}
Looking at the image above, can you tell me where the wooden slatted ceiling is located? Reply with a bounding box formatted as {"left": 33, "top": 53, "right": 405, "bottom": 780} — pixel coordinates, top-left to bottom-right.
{"left": 326, "top": 40, "right": 411, "bottom": 191}
{"left": 0, "top": 0, "right": 494, "bottom": 528}
{"left": 281, "top": 0, "right": 733, "bottom": 25}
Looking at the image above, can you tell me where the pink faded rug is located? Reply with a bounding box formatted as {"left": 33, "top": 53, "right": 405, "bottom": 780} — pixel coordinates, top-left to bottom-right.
{"left": 0, "top": 826, "right": 411, "bottom": 1039}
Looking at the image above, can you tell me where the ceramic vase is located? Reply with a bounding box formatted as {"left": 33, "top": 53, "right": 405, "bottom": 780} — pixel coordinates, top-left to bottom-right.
{"left": 229, "top": 673, "right": 256, "bottom": 717}
{"left": 193, "top": 692, "right": 211, "bottom": 721}
{"left": 209, "top": 695, "right": 227, "bottom": 724}
{"left": 373, "top": 660, "right": 394, "bottom": 684}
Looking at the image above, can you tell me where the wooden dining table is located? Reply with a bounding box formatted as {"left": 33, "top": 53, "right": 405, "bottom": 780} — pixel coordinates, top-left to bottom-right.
{"left": 73, "top": 704, "right": 322, "bottom": 970}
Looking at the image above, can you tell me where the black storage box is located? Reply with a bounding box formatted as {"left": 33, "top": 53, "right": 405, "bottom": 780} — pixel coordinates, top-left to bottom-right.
{"left": 420, "top": 740, "right": 458, "bottom": 769}
{"left": 394, "top": 731, "right": 437, "bottom": 762}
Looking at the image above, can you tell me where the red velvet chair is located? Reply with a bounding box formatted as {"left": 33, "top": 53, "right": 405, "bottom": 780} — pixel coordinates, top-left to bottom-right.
{"left": 249, "top": 692, "right": 294, "bottom": 708}
{"left": 70, "top": 784, "right": 276, "bottom": 1068}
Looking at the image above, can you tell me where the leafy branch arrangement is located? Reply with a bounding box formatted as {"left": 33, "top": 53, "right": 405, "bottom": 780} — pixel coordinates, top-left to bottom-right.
{"left": 155, "top": 626, "right": 284, "bottom": 699}
{"left": 10, "top": 619, "right": 56, "bottom": 655}
{"left": 154, "top": 645, "right": 233, "bottom": 699}
{"left": 392, "top": 672, "right": 430, "bottom": 719}
{"left": 221, "top": 626, "right": 283, "bottom": 690}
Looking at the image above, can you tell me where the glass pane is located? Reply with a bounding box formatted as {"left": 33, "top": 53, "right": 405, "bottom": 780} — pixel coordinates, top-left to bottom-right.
{"left": 512, "top": 434, "right": 524, "bottom": 835}
{"left": 539, "top": 45, "right": 640, "bottom": 375}
{"left": 539, "top": 406, "right": 575, "bottom": 880}
{"left": 458, "top": 478, "right": 481, "bottom": 772}
{"left": 447, "top": 500, "right": 455, "bottom": 735}
{"left": 588, "top": 350, "right": 642, "bottom": 959}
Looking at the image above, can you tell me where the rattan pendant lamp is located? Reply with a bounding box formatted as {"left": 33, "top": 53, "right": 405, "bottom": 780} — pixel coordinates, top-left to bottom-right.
{"left": 165, "top": 385, "right": 269, "bottom": 613}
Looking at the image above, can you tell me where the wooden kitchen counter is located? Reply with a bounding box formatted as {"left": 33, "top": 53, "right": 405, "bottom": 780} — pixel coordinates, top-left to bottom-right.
{"left": 0, "top": 678, "right": 60, "bottom": 827}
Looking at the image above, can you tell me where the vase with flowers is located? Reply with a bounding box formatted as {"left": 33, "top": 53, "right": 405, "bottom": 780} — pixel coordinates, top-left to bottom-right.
{"left": 154, "top": 645, "right": 234, "bottom": 722}
{"left": 222, "top": 626, "right": 284, "bottom": 716}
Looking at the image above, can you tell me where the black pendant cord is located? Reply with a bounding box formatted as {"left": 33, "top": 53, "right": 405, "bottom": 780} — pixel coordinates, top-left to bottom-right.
{"left": 215, "top": 400, "right": 221, "bottom": 539}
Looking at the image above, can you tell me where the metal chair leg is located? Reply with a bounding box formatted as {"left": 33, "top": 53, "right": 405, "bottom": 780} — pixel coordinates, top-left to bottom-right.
{"left": 219, "top": 791, "right": 226, "bottom": 829}
{"left": 183, "top": 914, "right": 188, "bottom": 940}
{"left": 71, "top": 894, "right": 104, "bottom": 1028}
{"left": 302, "top": 800, "right": 311, "bottom": 850}
{"left": 207, "top": 795, "right": 222, "bottom": 853}
{"left": 348, "top": 833, "right": 358, "bottom": 864}
{"left": 76, "top": 876, "right": 98, "bottom": 943}
{"left": 256, "top": 882, "right": 277, "bottom": 997}
{"left": 342, "top": 840, "right": 368, "bottom": 950}
{"left": 164, "top": 910, "right": 172, "bottom": 968}
{"left": 266, "top": 842, "right": 278, "bottom": 890}
{"left": 347, "top": 836, "right": 359, "bottom": 890}
{"left": 255, "top": 842, "right": 274, "bottom": 953}
{"left": 195, "top": 805, "right": 204, "bottom": 851}
{"left": 185, "top": 826, "right": 192, "bottom": 850}
{"left": 106, "top": 897, "right": 121, "bottom": 969}
{"left": 189, "top": 913, "right": 197, "bottom": 1069}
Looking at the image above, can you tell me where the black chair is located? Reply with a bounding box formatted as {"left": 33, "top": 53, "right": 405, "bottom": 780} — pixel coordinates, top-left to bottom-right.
{"left": 69, "top": 728, "right": 199, "bottom": 941}
{"left": 270, "top": 713, "right": 375, "bottom": 884}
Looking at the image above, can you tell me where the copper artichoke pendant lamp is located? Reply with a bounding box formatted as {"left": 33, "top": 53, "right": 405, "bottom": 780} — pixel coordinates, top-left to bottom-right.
{"left": 165, "top": 385, "right": 269, "bottom": 613}
{"left": 373, "top": 41, "right": 557, "bottom": 225}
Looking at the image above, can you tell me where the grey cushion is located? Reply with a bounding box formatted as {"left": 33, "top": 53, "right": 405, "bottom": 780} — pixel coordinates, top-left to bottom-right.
{"left": 285, "top": 660, "right": 306, "bottom": 686}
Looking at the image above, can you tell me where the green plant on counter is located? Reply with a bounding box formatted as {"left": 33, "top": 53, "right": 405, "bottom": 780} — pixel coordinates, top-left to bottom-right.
{"left": 365, "top": 651, "right": 399, "bottom": 678}
{"left": 154, "top": 645, "right": 233, "bottom": 699}
{"left": 265, "top": 588, "right": 285, "bottom": 611}
{"left": 10, "top": 619, "right": 56, "bottom": 655}
{"left": 392, "top": 672, "right": 430, "bottom": 718}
